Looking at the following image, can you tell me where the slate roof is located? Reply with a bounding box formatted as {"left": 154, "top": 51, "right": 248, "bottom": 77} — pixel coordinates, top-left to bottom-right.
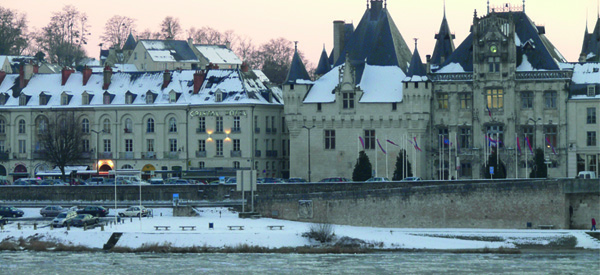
{"left": 314, "top": 47, "right": 331, "bottom": 75}
{"left": 404, "top": 45, "right": 428, "bottom": 81}
{"left": 569, "top": 62, "right": 600, "bottom": 98}
{"left": 430, "top": 12, "right": 456, "bottom": 69}
{"left": 332, "top": 0, "right": 412, "bottom": 79}
{"left": 284, "top": 46, "right": 311, "bottom": 84}
{"left": 435, "top": 11, "right": 567, "bottom": 73}
{"left": 194, "top": 44, "right": 242, "bottom": 65}
{"left": 140, "top": 40, "right": 198, "bottom": 62}
{"left": 122, "top": 33, "right": 137, "bottom": 51}
{"left": 580, "top": 17, "right": 600, "bottom": 62}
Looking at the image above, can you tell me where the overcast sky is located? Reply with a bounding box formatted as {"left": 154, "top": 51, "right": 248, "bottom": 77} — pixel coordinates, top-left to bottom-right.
{"left": 3, "top": 0, "right": 598, "bottom": 66}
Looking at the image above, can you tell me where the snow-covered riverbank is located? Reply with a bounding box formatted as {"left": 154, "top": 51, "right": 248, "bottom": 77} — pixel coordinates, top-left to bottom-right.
{"left": 1, "top": 207, "right": 598, "bottom": 251}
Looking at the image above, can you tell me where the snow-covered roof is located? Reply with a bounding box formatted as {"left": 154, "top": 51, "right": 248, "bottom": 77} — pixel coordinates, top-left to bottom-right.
{"left": 195, "top": 45, "right": 242, "bottom": 65}
{"left": 0, "top": 69, "right": 281, "bottom": 108}
{"left": 571, "top": 62, "right": 600, "bottom": 84}
{"left": 140, "top": 40, "right": 198, "bottom": 63}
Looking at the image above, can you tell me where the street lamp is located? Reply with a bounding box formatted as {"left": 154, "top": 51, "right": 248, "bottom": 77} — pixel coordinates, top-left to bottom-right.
{"left": 90, "top": 129, "right": 105, "bottom": 174}
{"left": 302, "top": 125, "right": 315, "bottom": 182}
{"left": 527, "top": 117, "right": 541, "bottom": 150}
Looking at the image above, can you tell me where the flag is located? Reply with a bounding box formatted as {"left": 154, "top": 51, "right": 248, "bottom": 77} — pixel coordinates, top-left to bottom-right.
{"left": 358, "top": 136, "right": 365, "bottom": 149}
{"left": 376, "top": 139, "right": 386, "bottom": 154}
{"left": 413, "top": 137, "right": 422, "bottom": 152}
{"left": 443, "top": 138, "right": 452, "bottom": 146}
{"left": 516, "top": 136, "right": 522, "bottom": 154}
{"left": 546, "top": 137, "right": 557, "bottom": 155}
{"left": 486, "top": 135, "right": 501, "bottom": 147}
{"left": 486, "top": 105, "right": 492, "bottom": 117}
{"left": 456, "top": 139, "right": 461, "bottom": 154}
{"left": 386, "top": 139, "right": 399, "bottom": 147}
{"left": 525, "top": 136, "right": 533, "bottom": 154}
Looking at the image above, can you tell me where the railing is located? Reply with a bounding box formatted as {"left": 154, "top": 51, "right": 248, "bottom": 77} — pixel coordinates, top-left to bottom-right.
{"left": 196, "top": 128, "right": 205, "bottom": 133}
{"left": 141, "top": 152, "right": 156, "bottom": 159}
{"left": 266, "top": 150, "right": 278, "bottom": 157}
{"left": 99, "top": 152, "right": 113, "bottom": 159}
{"left": 254, "top": 150, "right": 261, "bottom": 157}
{"left": 119, "top": 152, "right": 134, "bottom": 159}
{"left": 15, "top": 153, "right": 26, "bottom": 159}
{"left": 123, "top": 128, "right": 133, "bottom": 133}
{"left": 230, "top": 150, "right": 241, "bottom": 157}
{"left": 430, "top": 73, "right": 473, "bottom": 82}
{"left": 516, "top": 71, "right": 572, "bottom": 80}
{"left": 196, "top": 151, "right": 206, "bottom": 158}
{"left": 80, "top": 152, "right": 92, "bottom": 159}
{"left": 32, "top": 150, "right": 46, "bottom": 159}
{"left": 231, "top": 128, "right": 241, "bottom": 133}
{"left": 164, "top": 151, "right": 180, "bottom": 159}
{"left": 0, "top": 152, "right": 8, "bottom": 160}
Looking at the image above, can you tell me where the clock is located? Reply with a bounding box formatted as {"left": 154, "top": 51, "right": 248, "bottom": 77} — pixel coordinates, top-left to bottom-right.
{"left": 490, "top": 45, "right": 498, "bottom": 53}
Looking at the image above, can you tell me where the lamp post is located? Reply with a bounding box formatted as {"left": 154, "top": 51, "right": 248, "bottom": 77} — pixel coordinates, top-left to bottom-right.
{"left": 90, "top": 130, "right": 104, "bottom": 175}
{"left": 528, "top": 117, "right": 541, "bottom": 150}
{"left": 302, "top": 125, "right": 315, "bottom": 182}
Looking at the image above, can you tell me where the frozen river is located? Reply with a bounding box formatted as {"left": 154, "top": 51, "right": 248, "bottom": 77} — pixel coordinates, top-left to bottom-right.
{"left": 1, "top": 250, "right": 598, "bottom": 274}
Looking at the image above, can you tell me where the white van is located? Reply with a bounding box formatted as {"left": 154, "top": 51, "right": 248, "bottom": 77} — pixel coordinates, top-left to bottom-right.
{"left": 577, "top": 171, "right": 597, "bottom": 179}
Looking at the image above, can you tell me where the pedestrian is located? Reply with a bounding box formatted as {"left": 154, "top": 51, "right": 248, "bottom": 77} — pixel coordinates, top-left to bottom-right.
{"left": 219, "top": 210, "right": 222, "bottom": 218}
{"left": 592, "top": 218, "right": 597, "bottom": 231}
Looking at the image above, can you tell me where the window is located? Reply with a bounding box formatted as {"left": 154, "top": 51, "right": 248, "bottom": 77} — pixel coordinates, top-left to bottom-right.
{"left": 124, "top": 118, "right": 132, "bottom": 133}
{"left": 103, "top": 139, "right": 111, "bottom": 152}
{"left": 589, "top": 155, "right": 598, "bottom": 174}
{"left": 146, "top": 92, "right": 154, "bottom": 104}
{"left": 392, "top": 103, "right": 397, "bottom": 111}
{"left": 587, "top": 108, "right": 597, "bottom": 124}
{"left": 38, "top": 119, "right": 47, "bottom": 134}
{"left": 587, "top": 132, "right": 597, "bottom": 146}
{"left": 198, "top": 117, "right": 206, "bottom": 132}
{"left": 488, "top": 56, "right": 500, "bottom": 72}
{"left": 0, "top": 94, "right": 5, "bottom": 105}
{"left": 0, "top": 140, "right": 5, "bottom": 152}
{"left": 103, "top": 119, "right": 111, "bottom": 133}
{"left": 254, "top": 161, "right": 259, "bottom": 170}
{"left": 265, "top": 116, "right": 269, "bottom": 131}
{"left": 215, "top": 92, "right": 222, "bottom": 102}
{"left": 198, "top": 161, "right": 205, "bottom": 168}
{"left": 544, "top": 126, "right": 557, "bottom": 149}
{"left": 459, "top": 93, "right": 471, "bottom": 109}
{"left": 233, "top": 161, "right": 240, "bottom": 169}
{"left": 364, "top": 130, "right": 375, "bottom": 150}
{"left": 460, "top": 162, "right": 472, "bottom": 177}
{"left": 134, "top": 52, "right": 137, "bottom": 60}
{"left": 216, "top": 140, "right": 223, "bottom": 156}
{"left": 317, "top": 103, "right": 322, "bottom": 112}
{"left": 342, "top": 93, "right": 355, "bottom": 109}
{"left": 233, "top": 139, "right": 240, "bottom": 151}
{"left": 254, "top": 116, "right": 259, "bottom": 133}
{"left": 169, "top": 91, "right": 176, "bottom": 103}
{"left": 103, "top": 94, "right": 111, "bottom": 104}
{"left": 523, "top": 126, "right": 534, "bottom": 151}
{"left": 147, "top": 139, "right": 154, "bottom": 152}
{"left": 82, "top": 139, "right": 90, "bottom": 152}
{"left": 198, "top": 140, "right": 206, "bottom": 152}
{"left": 126, "top": 93, "right": 133, "bottom": 104}
{"left": 271, "top": 116, "right": 276, "bottom": 131}
{"left": 18, "top": 119, "right": 26, "bottom": 134}
{"left": 486, "top": 89, "right": 504, "bottom": 109}
{"left": 325, "top": 130, "right": 336, "bottom": 149}
{"left": 147, "top": 118, "right": 154, "bottom": 133}
{"left": 459, "top": 128, "right": 471, "bottom": 149}
{"left": 18, "top": 140, "right": 26, "bottom": 153}
{"left": 439, "top": 128, "right": 449, "bottom": 148}
{"left": 233, "top": 116, "right": 240, "bottom": 132}
{"left": 169, "top": 139, "right": 177, "bottom": 152}
{"left": 282, "top": 118, "right": 286, "bottom": 133}
{"left": 81, "top": 118, "right": 89, "bottom": 133}
{"left": 0, "top": 119, "right": 4, "bottom": 133}
{"left": 19, "top": 94, "right": 26, "bottom": 105}
{"left": 82, "top": 93, "right": 89, "bottom": 105}
{"left": 437, "top": 93, "right": 449, "bottom": 109}
{"left": 39, "top": 94, "right": 47, "bottom": 105}
{"left": 486, "top": 125, "right": 504, "bottom": 148}
{"left": 544, "top": 91, "right": 557, "bottom": 108}
{"left": 521, "top": 92, "right": 533, "bottom": 109}
{"left": 61, "top": 94, "right": 69, "bottom": 105}
{"left": 169, "top": 118, "right": 177, "bottom": 133}
{"left": 216, "top": 117, "right": 223, "bottom": 132}
{"left": 588, "top": 86, "right": 596, "bottom": 97}
{"left": 125, "top": 139, "right": 133, "bottom": 152}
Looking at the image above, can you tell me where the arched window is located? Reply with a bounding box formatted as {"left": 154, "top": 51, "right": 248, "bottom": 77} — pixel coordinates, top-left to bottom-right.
{"left": 103, "top": 118, "right": 111, "bottom": 133}
{"left": 38, "top": 118, "right": 47, "bottom": 134}
{"left": 18, "top": 119, "right": 26, "bottom": 134}
{"left": 0, "top": 118, "right": 5, "bottom": 133}
{"left": 124, "top": 118, "right": 132, "bottom": 133}
{"left": 81, "top": 118, "right": 89, "bottom": 133}
{"left": 121, "top": 164, "right": 133, "bottom": 169}
{"left": 146, "top": 118, "right": 154, "bottom": 133}
{"left": 169, "top": 118, "right": 177, "bottom": 133}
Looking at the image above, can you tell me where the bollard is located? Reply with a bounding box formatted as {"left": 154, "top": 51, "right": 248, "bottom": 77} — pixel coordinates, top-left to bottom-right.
{"left": 17, "top": 223, "right": 21, "bottom": 230}
{"left": 130, "top": 217, "right": 132, "bottom": 223}
{"left": 1, "top": 224, "right": 3, "bottom": 230}
{"left": 160, "top": 212, "right": 162, "bottom": 217}
{"left": 50, "top": 224, "right": 54, "bottom": 230}
{"left": 84, "top": 224, "right": 87, "bottom": 231}
{"left": 33, "top": 223, "right": 37, "bottom": 230}
{"left": 101, "top": 224, "right": 104, "bottom": 231}
{"left": 67, "top": 224, "right": 70, "bottom": 231}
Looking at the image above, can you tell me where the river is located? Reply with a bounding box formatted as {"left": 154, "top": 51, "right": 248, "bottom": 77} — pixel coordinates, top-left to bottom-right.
{"left": 0, "top": 251, "right": 598, "bottom": 274}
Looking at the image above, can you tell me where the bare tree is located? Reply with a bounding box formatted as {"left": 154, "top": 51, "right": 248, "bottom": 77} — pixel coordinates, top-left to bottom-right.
{"left": 101, "top": 15, "right": 136, "bottom": 49}
{"left": 137, "top": 28, "right": 161, "bottom": 40}
{"left": 39, "top": 111, "right": 84, "bottom": 181}
{"left": 160, "top": 16, "right": 181, "bottom": 39}
{"left": 0, "top": 7, "right": 28, "bottom": 55}
{"left": 35, "top": 5, "right": 89, "bottom": 66}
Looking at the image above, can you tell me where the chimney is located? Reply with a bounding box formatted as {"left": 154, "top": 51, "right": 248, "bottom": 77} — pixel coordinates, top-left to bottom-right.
{"left": 19, "top": 64, "right": 32, "bottom": 88}
{"left": 162, "top": 69, "right": 171, "bottom": 89}
{"left": 33, "top": 64, "right": 39, "bottom": 74}
{"left": 225, "top": 41, "right": 231, "bottom": 49}
{"left": 61, "top": 67, "right": 74, "bottom": 85}
{"left": 193, "top": 70, "right": 206, "bottom": 94}
{"left": 0, "top": 71, "right": 6, "bottom": 86}
{"left": 241, "top": 62, "right": 249, "bottom": 72}
{"left": 82, "top": 66, "right": 92, "bottom": 85}
{"left": 103, "top": 66, "right": 112, "bottom": 90}
{"left": 333, "top": 20, "right": 345, "bottom": 64}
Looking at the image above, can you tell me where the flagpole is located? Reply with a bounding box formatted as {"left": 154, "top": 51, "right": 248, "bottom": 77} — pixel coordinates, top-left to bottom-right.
{"left": 526, "top": 144, "right": 528, "bottom": 179}
{"left": 403, "top": 134, "right": 406, "bottom": 179}
{"left": 438, "top": 134, "right": 441, "bottom": 180}
{"left": 413, "top": 136, "right": 417, "bottom": 178}
{"left": 455, "top": 132, "right": 458, "bottom": 179}
{"left": 385, "top": 136, "right": 388, "bottom": 179}
{"left": 515, "top": 133, "right": 518, "bottom": 179}
{"left": 375, "top": 135, "right": 378, "bottom": 177}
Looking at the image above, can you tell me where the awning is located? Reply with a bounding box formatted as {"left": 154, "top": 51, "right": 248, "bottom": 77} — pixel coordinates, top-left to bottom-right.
{"left": 9, "top": 172, "right": 29, "bottom": 176}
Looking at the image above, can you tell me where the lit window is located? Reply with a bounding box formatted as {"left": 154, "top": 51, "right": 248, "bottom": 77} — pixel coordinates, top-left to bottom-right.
{"left": 486, "top": 89, "right": 504, "bottom": 109}
{"left": 437, "top": 93, "right": 449, "bottom": 109}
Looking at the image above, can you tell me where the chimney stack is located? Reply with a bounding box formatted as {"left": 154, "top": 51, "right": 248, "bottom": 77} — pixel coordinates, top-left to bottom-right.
{"left": 333, "top": 20, "right": 346, "bottom": 64}
{"left": 193, "top": 70, "right": 206, "bottom": 94}
{"left": 61, "top": 67, "right": 75, "bottom": 85}
{"left": 0, "top": 71, "right": 6, "bottom": 86}
{"left": 103, "top": 66, "right": 112, "bottom": 90}
{"left": 162, "top": 69, "right": 171, "bottom": 89}
{"left": 241, "top": 62, "right": 249, "bottom": 72}
{"left": 19, "top": 64, "right": 32, "bottom": 88}
{"left": 33, "top": 64, "right": 39, "bottom": 74}
{"left": 82, "top": 66, "right": 92, "bottom": 85}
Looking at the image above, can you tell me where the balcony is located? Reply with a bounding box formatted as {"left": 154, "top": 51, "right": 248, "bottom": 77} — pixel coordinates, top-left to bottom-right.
{"left": 164, "top": 151, "right": 180, "bottom": 159}
{"left": 80, "top": 152, "right": 92, "bottom": 159}
{"left": 266, "top": 128, "right": 272, "bottom": 133}
{"left": 230, "top": 150, "right": 241, "bottom": 157}
{"left": 119, "top": 152, "right": 134, "bottom": 159}
{"left": 0, "top": 152, "right": 8, "bottom": 160}
{"left": 231, "top": 128, "right": 241, "bottom": 133}
{"left": 196, "top": 128, "right": 206, "bottom": 134}
{"left": 123, "top": 128, "right": 133, "bottom": 134}
{"left": 196, "top": 151, "right": 206, "bottom": 158}
{"left": 266, "top": 150, "right": 278, "bottom": 157}
{"left": 254, "top": 150, "right": 261, "bottom": 157}
{"left": 141, "top": 151, "right": 156, "bottom": 159}
{"left": 99, "top": 152, "right": 113, "bottom": 159}
{"left": 255, "top": 128, "right": 260, "bottom": 134}
{"left": 32, "top": 150, "right": 46, "bottom": 159}
{"left": 15, "top": 153, "right": 26, "bottom": 159}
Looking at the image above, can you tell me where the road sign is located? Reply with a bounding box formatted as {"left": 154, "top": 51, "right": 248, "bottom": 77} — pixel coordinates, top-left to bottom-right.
{"left": 490, "top": 166, "right": 494, "bottom": 175}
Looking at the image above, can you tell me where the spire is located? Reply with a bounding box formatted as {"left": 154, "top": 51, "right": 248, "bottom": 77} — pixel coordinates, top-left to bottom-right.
{"left": 122, "top": 32, "right": 136, "bottom": 51}
{"left": 487, "top": 0, "right": 490, "bottom": 15}
{"left": 523, "top": 0, "right": 525, "bottom": 12}
{"left": 315, "top": 45, "right": 331, "bottom": 76}
{"left": 443, "top": 0, "right": 446, "bottom": 18}
{"left": 406, "top": 39, "right": 427, "bottom": 78}
{"left": 431, "top": 5, "right": 456, "bottom": 68}
{"left": 284, "top": 42, "right": 311, "bottom": 84}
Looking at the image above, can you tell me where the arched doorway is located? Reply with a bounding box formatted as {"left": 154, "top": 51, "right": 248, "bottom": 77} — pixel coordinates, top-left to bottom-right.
{"left": 99, "top": 164, "right": 112, "bottom": 175}
{"left": 142, "top": 164, "right": 155, "bottom": 180}
{"left": 0, "top": 165, "right": 6, "bottom": 177}
{"left": 12, "top": 164, "right": 28, "bottom": 180}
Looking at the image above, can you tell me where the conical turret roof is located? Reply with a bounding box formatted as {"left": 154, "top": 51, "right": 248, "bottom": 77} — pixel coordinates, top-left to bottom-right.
{"left": 284, "top": 43, "right": 311, "bottom": 84}
{"left": 405, "top": 43, "right": 427, "bottom": 79}
{"left": 314, "top": 46, "right": 331, "bottom": 75}
{"left": 122, "top": 33, "right": 137, "bottom": 51}
{"left": 581, "top": 17, "right": 600, "bottom": 62}
{"left": 430, "top": 10, "right": 455, "bottom": 68}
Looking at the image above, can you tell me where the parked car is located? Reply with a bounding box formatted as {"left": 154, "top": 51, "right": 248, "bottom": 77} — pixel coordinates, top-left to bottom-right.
{"left": 174, "top": 179, "right": 190, "bottom": 185}
{"left": 320, "top": 177, "right": 351, "bottom": 183}
{"left": 13, "top": 178, "right": 41, "bottom": 185}
{"left": 286, "top": 177, "right": 307, "bottom": 183}
{"left": 40, "top": 179, "right": 68, "bottom": 186}
{"left": 225, "top": 177, "right": 237, "bottom": 184}
{"left": 40, "top": 205, "right": 64, "bottom": 217}
{"left": 119, "top": 206, "right": 150, "bottom": 217}
{"left": 260, "top": 178, "right": 285, "bottom": 183}
{"left": 71, "top": 214, "right": 99, "bottom": 227}
{"left": 366, "top": 177, "right": 390, "bottom": 182}
{"left": 0, "top": 206, "right": 24, "bottom": 217}
{"left": 86, "top": 177, "right": 106, "bottom": 185}
{"left": 52, "top": 211, "right": 77, "bottom": 227}
{"left": 401, "top": 177, "right": 422, "bottom": 182}
{"left": 0, "top": 216, "right": 6, "bottom": 226}
{"left": 76, "top": 206, "right": 109, "bottom": 217}
{"left": 149, "top": 178, "right": 164, "bottom": 184}
{"left": 0, "top": 179, "right": 10, "bottom": 185}
{"left": 577, "top": 171, "right": 597, "bottom": 179}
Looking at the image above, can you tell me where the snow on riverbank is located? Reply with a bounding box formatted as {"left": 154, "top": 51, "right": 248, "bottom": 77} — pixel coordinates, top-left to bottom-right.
{"left": 1, "top": 207, "right": 599, "bottom": 251}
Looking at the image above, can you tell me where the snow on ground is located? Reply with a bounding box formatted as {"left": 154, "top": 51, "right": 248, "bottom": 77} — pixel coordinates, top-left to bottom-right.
{"left": 1, "top": 207, "right": 599, "bottom": 250}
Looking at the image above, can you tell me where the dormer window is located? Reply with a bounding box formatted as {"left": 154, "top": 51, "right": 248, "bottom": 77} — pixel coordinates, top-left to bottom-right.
{"left": 0, "top": 94, "right": 6, "bottom": 105}
{"left": 19, "top": 94, "right": 27, "bottom": 106}
{"left": 169, "top": 91, "right": 177, "bottom": 103}
{"left": 215, "top": 91, "right": 223, "bottom": 102}
{"left": 126, "top": 93, "right": 133, "bottom": 104}
{"left": 146, "top": 91, "right": 154, "bottom": 104}
{"left": 39, "top": 93, "right": 48, "bottom": 105}
{"left": 342, "top": 92, "right": 355, "bottom": 109}
{"left": 82, "top": 92, "right": 90, "bottom": 105}
{"left": 588, "top": 86, "right": 596, "bottom": 97}
{"left": 103, "top": 93, "right": 111, "bottom": 104}
{"left": 61, "top": 92, "right": 69, "bottom": 105}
